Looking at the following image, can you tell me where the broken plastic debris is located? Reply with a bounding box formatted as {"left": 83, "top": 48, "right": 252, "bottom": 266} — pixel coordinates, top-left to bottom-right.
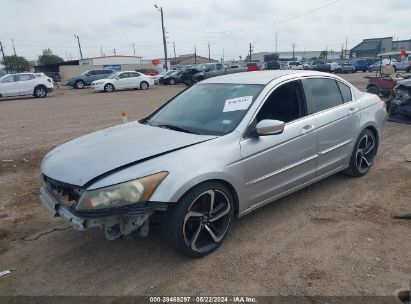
{"left": 122, "top": 111, "right": 128, "bottom": 124}
{"left": 0, "top": 270, "right": 11, "bottom": 277}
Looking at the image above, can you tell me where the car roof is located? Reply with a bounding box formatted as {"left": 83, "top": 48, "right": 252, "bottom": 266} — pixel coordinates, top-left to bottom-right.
{"left": 202, "top": 70, "right": 329, "bottom": 85}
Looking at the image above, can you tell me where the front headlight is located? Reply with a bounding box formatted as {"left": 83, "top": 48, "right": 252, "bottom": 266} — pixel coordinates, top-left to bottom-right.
{"left": 76, "top": 171, "right": 168, "bottom": 210}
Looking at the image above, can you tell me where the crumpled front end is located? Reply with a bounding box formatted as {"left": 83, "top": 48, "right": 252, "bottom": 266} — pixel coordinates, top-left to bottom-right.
{"left": 39, "top": 176, "right": 168, "bottom": 240}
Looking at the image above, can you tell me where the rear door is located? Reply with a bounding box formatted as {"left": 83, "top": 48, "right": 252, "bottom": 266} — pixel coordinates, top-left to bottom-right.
{"left": 17, "top": 74, "right": 36, "bottom": 95}
{"left": 126, "top": 72, "right": 141, "bottom": 88}
{"left": 301, "top": 77, "right": 359, "bottom": 177}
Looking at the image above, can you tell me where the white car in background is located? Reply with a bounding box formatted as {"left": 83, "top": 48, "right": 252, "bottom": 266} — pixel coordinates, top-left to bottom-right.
{"left": 91, "top": 71, "right": 154, "bottom": 92}
{"left": 0, "top": 72, "right": 54, "bottom": 98}
{"left": 287, "top": 61, "right": 304, "bottom": 70}
{"left": 328, "top": 62, "right": 341, "bottom": 72}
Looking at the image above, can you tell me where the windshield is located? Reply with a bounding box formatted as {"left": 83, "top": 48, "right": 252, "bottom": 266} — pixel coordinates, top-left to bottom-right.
{"left": 106, "top": 72, "right": 118, "bottom": 79}
{"left": 144, "top": 83, "right": 263, "bottom": 136}
{"left": 80, "top": 70, "right": 91, "bottom": 76}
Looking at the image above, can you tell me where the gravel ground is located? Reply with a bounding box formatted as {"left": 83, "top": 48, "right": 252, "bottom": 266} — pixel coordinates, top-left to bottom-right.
{"left": 0, "top": 72, "right": 410, "bottom": 297}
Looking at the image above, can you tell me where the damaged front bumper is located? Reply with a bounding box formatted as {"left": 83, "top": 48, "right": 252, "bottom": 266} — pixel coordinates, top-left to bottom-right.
{"left": 39, "top": 182, "right": 168, "bottom": 240}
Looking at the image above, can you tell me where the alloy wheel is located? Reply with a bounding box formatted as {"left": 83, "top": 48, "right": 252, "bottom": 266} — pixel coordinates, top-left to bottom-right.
{"left": 36, "top": 87, "right": 46, "bottom": 97}
{"left": 140, "top": 82, "right": 148, "bottom": 90}
{"left": 183, "top": 189, "right": 231, "bottom": 253}
{"left": 104, "top": 84, "right": 113, "bottom": 92}
{"left": 355, "top": 133, "right": 375, "bottom": 174}
{"left": 76, "top": 81, "right": 84, "bottom": 89}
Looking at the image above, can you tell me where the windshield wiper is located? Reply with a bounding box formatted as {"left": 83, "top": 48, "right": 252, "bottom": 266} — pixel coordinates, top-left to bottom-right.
{"left": 156, "top": 124, "right": 197, "bottom": 134}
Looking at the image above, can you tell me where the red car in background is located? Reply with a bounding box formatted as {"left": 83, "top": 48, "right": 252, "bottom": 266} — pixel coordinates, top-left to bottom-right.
{"left": 246, "top": 62, "right": 260, "bottom": 71}
{"left": 136, "top": 68, "right": 159, "bottom": 76}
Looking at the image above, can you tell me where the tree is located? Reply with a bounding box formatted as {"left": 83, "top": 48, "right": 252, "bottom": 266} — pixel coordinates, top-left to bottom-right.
{"left": 38, "top": 49, "right": 64, "bottom": 65}
{"left": 319, "top": 50, "right": 328, "bottom": 59}
{"left": 1, "top": 55, "right": 30, "bottom": 73}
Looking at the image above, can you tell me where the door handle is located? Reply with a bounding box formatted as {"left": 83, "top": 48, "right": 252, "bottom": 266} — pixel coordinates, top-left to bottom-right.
{"left": 348, "top": 107, "right": 358, "bottom": 114}
{"left": 301, "top": 124, "right": 315, "bottom": 134}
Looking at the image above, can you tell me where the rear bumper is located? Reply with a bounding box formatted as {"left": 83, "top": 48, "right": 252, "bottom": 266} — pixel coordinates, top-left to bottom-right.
{"left": 39, "top": 183, "right": 168, "bottom": 239}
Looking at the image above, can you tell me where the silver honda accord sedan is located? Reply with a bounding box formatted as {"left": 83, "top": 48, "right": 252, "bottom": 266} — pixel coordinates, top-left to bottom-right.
{"left": 40, "top": 70, "right": 386, "bottom": 257}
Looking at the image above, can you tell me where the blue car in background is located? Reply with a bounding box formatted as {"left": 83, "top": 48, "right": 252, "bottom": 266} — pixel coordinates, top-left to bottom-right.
{"left": 349, "top": 59, "right": 369, "bottom": 72}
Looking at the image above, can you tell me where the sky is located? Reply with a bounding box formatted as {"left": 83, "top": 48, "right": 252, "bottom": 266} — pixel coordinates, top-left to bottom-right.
{"left": 0, "top": 0, "right": 410, "bottom": 62}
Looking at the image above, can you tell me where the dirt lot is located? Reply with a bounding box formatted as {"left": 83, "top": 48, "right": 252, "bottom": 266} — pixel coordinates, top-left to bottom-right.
{"left": 0, "top": 72, "right": 410, "bottom": 296}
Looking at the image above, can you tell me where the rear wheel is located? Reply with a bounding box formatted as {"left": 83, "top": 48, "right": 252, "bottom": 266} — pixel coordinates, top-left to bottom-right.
{"left": 344, "top": 129, "right": 377, "bottom": 177}
{"left": 140, "top": 81, "right": 149, "bottom": 90}
{"left": 75, "top": 80, "right": 85, "bottom": 89}
{"left": 367, "top": 85, "right": 379, "bottom": 95}
{"left": 34, "top": 86, "right": 47, "bottom": 98}
{"left": 162, "top": 182, "right": 234, "bottom": 258}
{"left": 169, "top": 78, "right": 176, "bottom": 85}
{"left": 104, "top": 83, "right": 114, "bottom": 92}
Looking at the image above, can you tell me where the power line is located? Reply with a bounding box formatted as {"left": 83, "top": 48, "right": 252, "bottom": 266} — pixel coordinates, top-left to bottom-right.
{"left": 167, "top": 0, "right": 341, "bottom": 34}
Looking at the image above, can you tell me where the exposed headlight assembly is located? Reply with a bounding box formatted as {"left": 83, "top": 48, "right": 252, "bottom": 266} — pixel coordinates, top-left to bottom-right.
{"left": 76, "top": 171, "right": 168, "bottom": 210}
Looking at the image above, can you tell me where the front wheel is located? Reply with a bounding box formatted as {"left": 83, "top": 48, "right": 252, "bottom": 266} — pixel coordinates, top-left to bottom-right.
{"left": 104, "top": 83, "right": 114, "bottom": 92}
{"left": 34, "top": 86, "right": 47, "bottom": 98}
{"left": 169, "top": 78, "right": 175, "bottom": 85}
{"left": 161, "top": 182, "right": 234, "bottom": 258}
{"left": 75, "top": 80, "right": 85, "bottom": 89}
{"left": 344, "top": 129, "right": 377, "bottom": 177}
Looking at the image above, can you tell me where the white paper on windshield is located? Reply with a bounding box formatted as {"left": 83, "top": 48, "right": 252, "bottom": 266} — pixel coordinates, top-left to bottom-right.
{"left": 223, "top": 96, "right": 253, "bottom": 112}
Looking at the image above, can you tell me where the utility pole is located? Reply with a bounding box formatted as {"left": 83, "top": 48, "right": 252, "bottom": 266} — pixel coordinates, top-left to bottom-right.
{"left": 275, "top": 32, "right": 278, "bottom": 54}
{"left": 194, "top": 45, "right": 197, "bottom": 64}
{"left": 0, "top": 41, "right": 8, "bottom": 73}
{"left": 11, "top": 39, "right": 16, "bottom": 56}
{"left": 345, "top": 36, "right": 348, "bottom": 59}
{"left": 155, "top": 4, "right": 168, "bottom": 71}
{"left": 173, "top": 41, "right": 176, "bottom": 64}
{"left": 113, "top": 48, "right": 116, "bottom": 56}
{"left": 100, "top": 46, "right": 103, "bottom": 57}
{"left": 292, "top": 43, "right": 296, "bottom": 60}
{"left": 132, "top": 43, "right": 136, "bottom": 55}
{"left": 249, "top": 43, "right": 253, "bottom": 62}
{"left": 208, "top": 42, "right": 211, "bottom": 62}
{"left": 74, "top": 35, "right": 83, "bottom": 59}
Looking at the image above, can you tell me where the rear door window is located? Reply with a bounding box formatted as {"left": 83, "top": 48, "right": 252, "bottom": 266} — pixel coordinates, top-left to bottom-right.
{"left": 302, "top": 78, "right": 344, "bottom": 114}
{"left": 337, "top": 81, "right": 353, "bottom": 102}
{"left": 18, "top": 74, "right": 33, "bottom": 81}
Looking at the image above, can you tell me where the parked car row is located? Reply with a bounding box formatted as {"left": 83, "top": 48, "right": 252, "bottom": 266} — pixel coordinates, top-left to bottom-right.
{"left": 66, "top": 69, "right": 154, "bottom": 92}
{"left": 0, "top": 72, "right": 54, "bottom": 98}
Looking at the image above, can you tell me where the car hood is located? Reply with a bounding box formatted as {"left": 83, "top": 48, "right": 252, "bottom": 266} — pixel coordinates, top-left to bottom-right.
{"left": 41, "top": 121, "right": 217, "bottom": 187}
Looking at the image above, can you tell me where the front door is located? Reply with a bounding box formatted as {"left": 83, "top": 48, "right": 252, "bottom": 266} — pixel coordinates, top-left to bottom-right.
{"left": 0, "top": 75, "right": 19, "bottom": 97}
{"left": 240, "top": 80, "right": 318, "bottom": 212}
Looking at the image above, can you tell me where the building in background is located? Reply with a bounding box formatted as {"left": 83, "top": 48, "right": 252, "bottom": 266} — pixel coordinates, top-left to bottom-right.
{"left": 79, "top": 55, "right": 144, "bottom": 66}
{"left": 246, "top": 51, "right": 340, "bottom": 62}
{"left": 350, "top": 37, "right": 411, "bottom": 58}
{"left": 168, "top": 54, "right": 218, "bottom": 66}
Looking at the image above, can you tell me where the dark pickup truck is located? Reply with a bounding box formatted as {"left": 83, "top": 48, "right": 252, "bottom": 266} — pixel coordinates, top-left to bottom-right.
{"left": 181, "top": 63, "right": 247, "bottom": 86}
{"left": 308, "top": 60, "right": 331, "bottom": 73}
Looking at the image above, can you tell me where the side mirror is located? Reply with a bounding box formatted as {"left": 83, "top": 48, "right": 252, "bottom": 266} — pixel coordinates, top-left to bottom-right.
{"left": 115, "top": 76, "right": 120, "bottom": 80}
{"left": 256, "top": 119, "right": 285, "bottom": 136}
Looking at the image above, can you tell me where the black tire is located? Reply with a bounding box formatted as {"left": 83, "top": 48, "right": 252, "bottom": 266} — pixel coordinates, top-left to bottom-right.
{"left": 75, "top": 80, "right": 85, "bottom": 89}
{"left": 363, "top": 70, "right": 367, "bottom": 73}
{"left": 104, "top": 83, "right": 115, "bottom": 92}
{"left": 344, "top": 129, "right": 377, "bottom": 177}
{"left": 140, "top": 81, "right": 149, "bottom": 90}
{"left": 392, "top": 65, "right": 397, "bottom": 72}
{"left": 169, "top": 78, "right": 176, "bottom": 85}
{"left": 33, "top": 86, "right": 47, "bottom": 98}
{"left": 367, "top": 85, "right": 379, "bottom": 95}
{"left": 161, "top": 181, "right": 235, "bottom": 258}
